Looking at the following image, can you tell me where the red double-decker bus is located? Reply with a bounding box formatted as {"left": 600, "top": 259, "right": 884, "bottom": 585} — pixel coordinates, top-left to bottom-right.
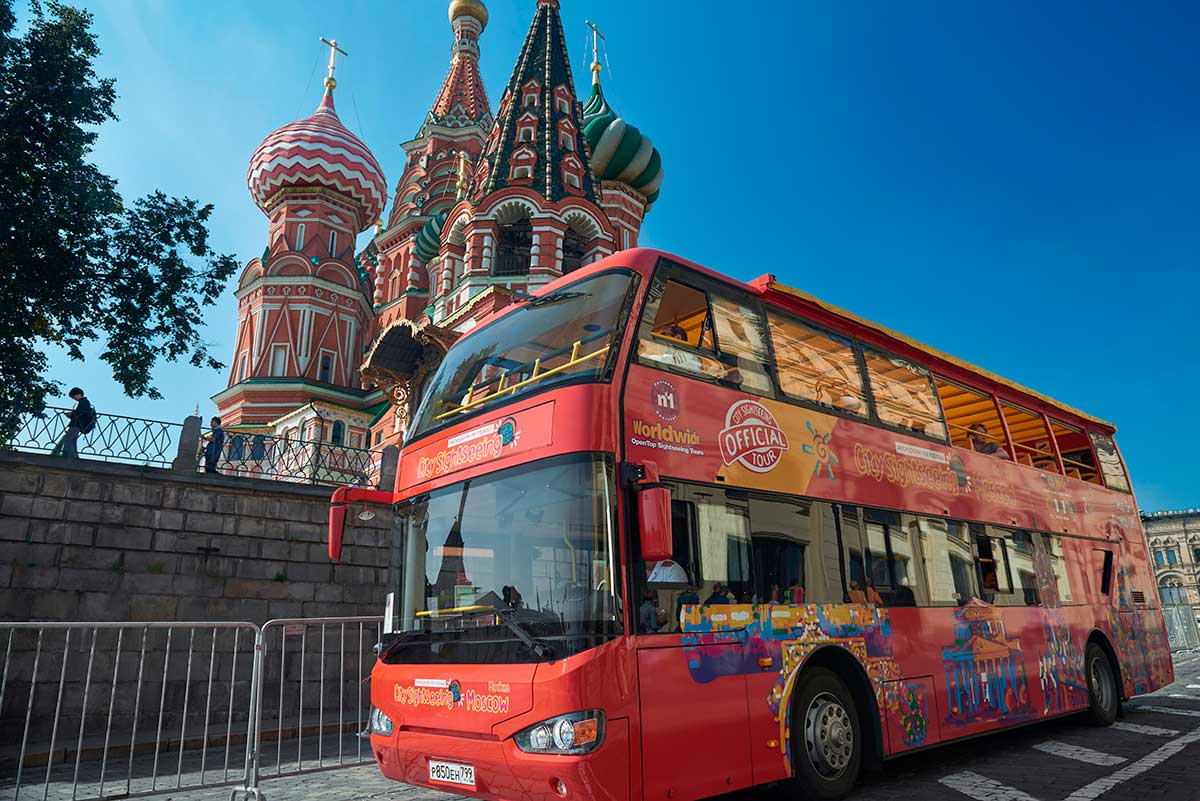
{"left": 330, "top": 248, "right": 1171, "bottom": 801}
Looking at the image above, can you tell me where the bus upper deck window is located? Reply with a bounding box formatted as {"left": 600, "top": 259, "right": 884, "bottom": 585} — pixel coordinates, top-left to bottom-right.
{"left": 862, "top": 348, "right": 947, "bottom": 440}
{"left": 1087, "top": 432, "right": 1130, "bottom": 493}
{"left": 638, "top": 275, "right": 771, "bottom": 396}
{"left": 768, "top": 312, "right": 868, "bottom": 416}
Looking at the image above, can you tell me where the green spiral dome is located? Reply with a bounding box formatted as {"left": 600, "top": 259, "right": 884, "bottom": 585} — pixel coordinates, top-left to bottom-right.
{"left": 582, "top": 76, "right": 663, "bottom": 207}
{"left": 413, "top": 212, "right": 447, "bottom": 263}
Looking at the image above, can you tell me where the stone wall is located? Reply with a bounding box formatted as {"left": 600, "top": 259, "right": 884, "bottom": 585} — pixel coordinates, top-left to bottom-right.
{"left": 0, "top": 452, "right": 393, "bottom": 624}
{"left": 0, "top": 452, "right": 399, "bottom": 756}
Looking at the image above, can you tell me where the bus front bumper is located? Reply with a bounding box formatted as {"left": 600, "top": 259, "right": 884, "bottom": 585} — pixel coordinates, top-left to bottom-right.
{"left": 370, "top": 722, "right": 629, "bottom": 801}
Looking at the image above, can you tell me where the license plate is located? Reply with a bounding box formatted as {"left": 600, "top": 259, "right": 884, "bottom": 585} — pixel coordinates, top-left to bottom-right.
{"left": 428, "top": 759, "right": 476, "bottom": 788}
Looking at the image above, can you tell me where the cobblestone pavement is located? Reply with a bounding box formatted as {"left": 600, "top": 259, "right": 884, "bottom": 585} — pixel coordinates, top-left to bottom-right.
{"left": 7, "top": 650, "right": 1200, "bottom": 801}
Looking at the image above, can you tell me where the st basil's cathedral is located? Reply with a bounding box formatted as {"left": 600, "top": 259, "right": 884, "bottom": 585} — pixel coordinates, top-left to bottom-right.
{"left": 210, "top": 0, "right": 664, "bottom": 461}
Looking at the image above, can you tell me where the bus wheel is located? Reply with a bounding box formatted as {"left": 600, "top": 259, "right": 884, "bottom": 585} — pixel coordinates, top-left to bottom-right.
{"left": 790, "top": 667, "right": 861, "bottom": 800}
{"left": 1085, "top": 642, "right": 1119, "bottom": 726}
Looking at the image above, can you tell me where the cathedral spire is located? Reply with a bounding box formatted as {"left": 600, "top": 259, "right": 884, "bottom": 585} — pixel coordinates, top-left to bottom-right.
{"left": 473, "top": 0, "right": 597, "bottom": 204}
{"left": 424, "top": 1, "right": 493, "bottom": 132}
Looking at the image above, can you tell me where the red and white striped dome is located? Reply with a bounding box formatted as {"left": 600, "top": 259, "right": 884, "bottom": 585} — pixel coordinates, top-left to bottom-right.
{"left": 247, "top": 90, "right": 387, "bottom": 232}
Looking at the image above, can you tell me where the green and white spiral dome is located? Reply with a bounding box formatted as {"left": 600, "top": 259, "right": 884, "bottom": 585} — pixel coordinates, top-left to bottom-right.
{"left": 413, "top": 212, "right": 447, "bottom": 263}
{"left": 582, "top": 73, "right": 663, "bottom": 208}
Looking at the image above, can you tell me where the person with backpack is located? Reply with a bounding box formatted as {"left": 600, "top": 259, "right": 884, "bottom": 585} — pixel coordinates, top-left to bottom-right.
{"left": 52, "top": 387, "right": 97, "bottom": 459}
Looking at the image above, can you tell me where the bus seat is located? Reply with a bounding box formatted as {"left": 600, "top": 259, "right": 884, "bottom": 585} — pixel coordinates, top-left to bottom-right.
{"left": 1016, "top": 452, "right": 1033, "bottom": 467}
{"left": 1065, "top": 466, "right": 1082, "bottom": 480}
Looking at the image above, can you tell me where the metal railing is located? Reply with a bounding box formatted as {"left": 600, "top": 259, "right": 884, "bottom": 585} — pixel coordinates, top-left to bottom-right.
{"left": 3, "top": 410, "right": 395, "bottom": 490}
{"left": 0, "top": 616, "right": 382, "bottom": 801}
{"left": 204, "top": 431, "right": 380, "bottom": 487}
{"left": 5, "top": 408, "right": 183, "bottom": 468}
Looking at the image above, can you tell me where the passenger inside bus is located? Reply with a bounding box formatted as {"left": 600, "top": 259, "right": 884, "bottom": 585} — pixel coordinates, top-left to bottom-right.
{"left": 969, "top": 423, "right": 1010, "bottom": 459}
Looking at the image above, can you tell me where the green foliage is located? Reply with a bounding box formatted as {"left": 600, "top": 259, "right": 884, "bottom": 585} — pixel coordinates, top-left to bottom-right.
{"left": 0, "top": 0, "right": 238, "bottom": 439}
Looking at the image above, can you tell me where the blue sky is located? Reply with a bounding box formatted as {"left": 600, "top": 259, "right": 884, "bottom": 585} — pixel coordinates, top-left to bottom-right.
{"left": 30, "top": 0, "right": 1200, "bottom": 509}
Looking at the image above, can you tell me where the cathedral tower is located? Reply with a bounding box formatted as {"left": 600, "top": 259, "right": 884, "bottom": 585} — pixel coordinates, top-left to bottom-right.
{"left": 366, "top": 0, "right": 495, "bottom": 335}
{"left": 213, "top": 43, "right": 386, "bottom": 447}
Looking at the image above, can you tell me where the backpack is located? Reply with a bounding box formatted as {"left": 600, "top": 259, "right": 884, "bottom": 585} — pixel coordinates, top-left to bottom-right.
{"left": 79, "top": 404, "right": 98, "bottom": 434}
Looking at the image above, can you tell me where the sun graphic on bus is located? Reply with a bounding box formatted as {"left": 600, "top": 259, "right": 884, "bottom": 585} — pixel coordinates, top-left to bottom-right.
{"left": 801, "top": 420, "right": 838, "bottom": 480}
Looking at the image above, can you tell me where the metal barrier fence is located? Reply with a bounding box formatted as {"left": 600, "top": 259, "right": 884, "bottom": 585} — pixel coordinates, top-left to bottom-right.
{"left": 1162, "top": 604, "right": 1200, "bottom": 650}
{"left": 0, "top": 617, "right": 382, "bottom": 801}
{"left": 7, "top": 408, "right": 183, "bottom": 468}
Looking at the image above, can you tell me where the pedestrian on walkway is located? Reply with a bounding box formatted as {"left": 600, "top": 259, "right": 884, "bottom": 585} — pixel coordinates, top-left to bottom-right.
{"left": 51, "top": 387, "right": 97, "bottom": 459}
{"left": 202, "top": 416, "right": 225, "bottom": 473}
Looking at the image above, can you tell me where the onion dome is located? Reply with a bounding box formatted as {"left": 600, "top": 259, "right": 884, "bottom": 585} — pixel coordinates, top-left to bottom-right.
{"left": 582, "top": 71, "right": 663, "bottom": 207}
{"left": 413, "top": 212, "right": 447, "bottom": 263}
{"left": 449, "top": 0, "right": 488, "bottom": 29}
{"left": 247, "top": 88, "right": 387, "bottom": 233}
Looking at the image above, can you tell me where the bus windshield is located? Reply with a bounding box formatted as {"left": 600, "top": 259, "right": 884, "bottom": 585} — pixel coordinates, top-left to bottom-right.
{"left": 383, "top": 453, "right": 621, "bottom": 664}
{"left": 407, "top": 270, "right": 634, "bottom": 440}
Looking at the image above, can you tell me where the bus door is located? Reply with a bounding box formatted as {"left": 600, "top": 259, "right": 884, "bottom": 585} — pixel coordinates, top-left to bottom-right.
{"left": 635, "top": 488, "right": 755, "bottom": 801}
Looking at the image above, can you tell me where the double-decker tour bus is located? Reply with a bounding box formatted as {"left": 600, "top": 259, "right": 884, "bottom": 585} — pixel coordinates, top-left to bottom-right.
{"left": 328, "top": 248, "right": 1171, "bottom": 801}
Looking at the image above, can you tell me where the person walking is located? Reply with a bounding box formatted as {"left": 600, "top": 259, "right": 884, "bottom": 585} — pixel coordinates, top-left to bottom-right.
{"left": 202, "top": 416, "right": 225, "bottom": 473}
{"left": 51, "top": 387, "right": 96, "bottom": 458}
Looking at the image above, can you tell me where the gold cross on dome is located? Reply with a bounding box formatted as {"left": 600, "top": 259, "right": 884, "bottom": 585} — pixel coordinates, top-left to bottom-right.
{"left": 319, "top": 37, "right": 348, "bottom": 89}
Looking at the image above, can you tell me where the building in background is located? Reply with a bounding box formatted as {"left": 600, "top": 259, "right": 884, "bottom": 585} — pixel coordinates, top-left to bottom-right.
{"left": 212, "top": 0, "right": 665, "bottom": 465}
{"left": 1143, "top": 508, "right": 1200, "bottom": 619}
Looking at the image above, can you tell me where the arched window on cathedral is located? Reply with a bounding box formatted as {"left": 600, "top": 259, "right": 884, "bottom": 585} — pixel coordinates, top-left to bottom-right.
{"left": 494, "top": 218, "right": 533, "bottom": 277}
{"left": 331, "top": 420, "right": 345, "bottom": 446}
{"left": 1159, "top": 579, "right": 1186, "bottom": 606}
{"left": 319, "top": 355, "right": 332, "bottom": 384}
{"left": 561, "top": 227, "right": 586, "bottom": 275}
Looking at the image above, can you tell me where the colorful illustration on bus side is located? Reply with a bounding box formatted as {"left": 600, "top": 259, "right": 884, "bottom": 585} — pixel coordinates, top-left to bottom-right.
{"left": 883, "top": 680, "right": 930, "bottom": 749}
{"left": 941, "top": 601, "right": 1034, "bottom": 727}
{"left": 1038, "top": 609, "right": 1088, "bottom": 714}
{"left": 1029, "top": 537, "right": 1089, "bottom": 714}
{"left": 1107, "top": 561, "right": 1173, "bottom": 694}
{"left": 680, "top": 603, "right": 901, "bottom": 771}
{"left": 800, "top": 420, "right": 838, "bottom": 480}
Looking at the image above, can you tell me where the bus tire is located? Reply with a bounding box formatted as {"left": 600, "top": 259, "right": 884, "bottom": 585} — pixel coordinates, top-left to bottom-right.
{"left": 1085, "top": 642, "right": 1119, "bottom": 726}
{"left": 789, "top": 667, "right": 862, "bottom": 800}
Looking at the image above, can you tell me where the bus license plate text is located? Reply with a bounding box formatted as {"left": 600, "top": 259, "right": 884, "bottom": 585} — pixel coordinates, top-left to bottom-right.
{"left": 429, "top": 759, "right": 475, "bottom": 787}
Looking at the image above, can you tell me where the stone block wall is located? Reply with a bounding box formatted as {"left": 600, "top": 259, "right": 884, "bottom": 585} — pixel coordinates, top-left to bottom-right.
{"left": 0, "top": 452, "right": 396, "bottom": 753}
{"left": 0, "top": 452, "right": 393, "bottom": 624}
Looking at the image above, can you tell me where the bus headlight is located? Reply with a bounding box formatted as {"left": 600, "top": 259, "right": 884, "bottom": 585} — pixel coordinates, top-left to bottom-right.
{"left": 514, "top": 711, "right": 605, "bottom": 755}
{"left": 369, "top": 706, "right": 394, "bottom": 736}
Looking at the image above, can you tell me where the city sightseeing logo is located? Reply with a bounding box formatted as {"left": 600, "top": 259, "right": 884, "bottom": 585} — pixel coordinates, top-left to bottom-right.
{"left": 719, "top": 400, "right": 789, "bottom": 473}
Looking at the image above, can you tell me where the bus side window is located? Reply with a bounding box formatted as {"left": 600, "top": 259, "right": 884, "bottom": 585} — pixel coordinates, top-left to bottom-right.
{"left": 839, "top": 506, "right": 867, "bottom": 603}
{"left": 747, "top": 497, "right": 837, "bottom": 604}
{"left": 918, "top": 517, "right": 977, "bottom": 606}
{"left": 1008, "top": 530, "right": 1041, "bottom": 606}
{"left": 637, "top": 274, "right": 772, "bottom": 396}
{"left": 973, "top": 525, "right": 1021, "bottom": 606}
{"left": 862, "top": 348, "right": 948, "bottom": 441}
{"left": 1036, "top": 533, "right": 1074, "bottom": 606}
{"left": 1094, "top": 549, "right": 1114, "bottom": 597}
{"left": 837, "top": 506, "right": 922, "bottom": 607}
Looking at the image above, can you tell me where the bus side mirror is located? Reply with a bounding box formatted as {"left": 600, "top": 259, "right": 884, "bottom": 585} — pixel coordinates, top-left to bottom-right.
{"left": 327, "top": 486, "right": 394, "bottom": 563}
{"left": 329, "top": 503, "right": 347, "bottom": 562}
{"left": 638, "top": 486, "right": 673, "bottom": 563}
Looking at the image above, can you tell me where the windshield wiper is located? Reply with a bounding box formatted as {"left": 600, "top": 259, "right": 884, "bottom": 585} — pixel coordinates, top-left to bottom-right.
{"left": 514, "top": 290, "right": 590, "bottom": 307}
{"left": 416, "top": 605, "right": 557, "bottom": 659}
{"left": 494, "top": 608, "right": 557, "bottom": 659}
